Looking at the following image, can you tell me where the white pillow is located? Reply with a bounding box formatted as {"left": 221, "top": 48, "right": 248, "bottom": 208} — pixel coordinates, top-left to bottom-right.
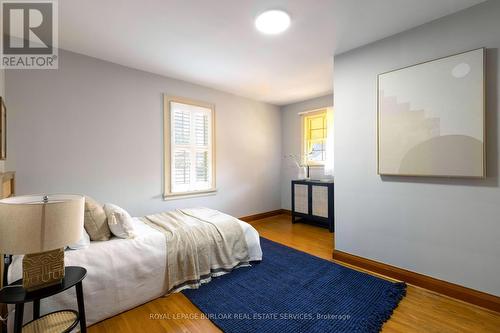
{"left": 68, "top": 229, "right": 91, "bottom": 250}
{"left": 104, "top": 203, "right": 135, "bottom": 239}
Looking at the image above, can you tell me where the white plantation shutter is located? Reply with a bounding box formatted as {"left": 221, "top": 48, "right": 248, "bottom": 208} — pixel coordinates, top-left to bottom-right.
{"left": 174, "top": 110, "right": 191, "bottom": 145}
{"left": 194, "top": 113, "right": 209, "bottom": 183}
{"left": 196, "top": 151, "right": 208, "bottom": 182}
{"left": 174, "top": 150, "right": 190, "bottom": 187}
{"left": 167, "top": 99, "right": 214, "bottom": 195}
{"left": 195, "top": 113, "right": 208, "bottom": 146}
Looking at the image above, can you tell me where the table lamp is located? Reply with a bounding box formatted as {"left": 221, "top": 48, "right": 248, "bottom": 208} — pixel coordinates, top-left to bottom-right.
{"left": 0, "top": 194, "right": 84, "bottom": 291}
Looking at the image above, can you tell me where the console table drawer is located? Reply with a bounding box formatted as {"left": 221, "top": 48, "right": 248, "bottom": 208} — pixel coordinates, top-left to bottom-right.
{"left": 293, "top": 184, "right": 309, "bottom": 214}
{"left": 312, "top": 185, "right": 328, "bottom": 218}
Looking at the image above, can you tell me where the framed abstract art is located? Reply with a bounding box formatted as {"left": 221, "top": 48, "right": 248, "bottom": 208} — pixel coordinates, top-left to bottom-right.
{"left": 377, "top": 48, "right": 485, "bottom": 178}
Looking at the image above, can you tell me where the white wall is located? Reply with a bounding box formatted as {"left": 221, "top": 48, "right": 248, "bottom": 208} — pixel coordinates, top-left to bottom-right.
{"left": 280, "top": 94, "right": 333, "bottom": 209}
{"left": 334, "top": 0, "right": 500, "bottom": 296}
{"left": 5, "top": 50, "right": 282, "bottom": 217}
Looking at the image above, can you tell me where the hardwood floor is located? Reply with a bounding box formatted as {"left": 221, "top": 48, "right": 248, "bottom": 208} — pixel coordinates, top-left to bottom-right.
{"left": 89, "top": 214, "right": 500, "bottom": 333}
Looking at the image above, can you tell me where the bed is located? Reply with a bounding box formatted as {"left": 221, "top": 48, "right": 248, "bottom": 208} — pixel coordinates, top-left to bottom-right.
{"left": 6, "top": 213, "right": 262, "bottom": 330}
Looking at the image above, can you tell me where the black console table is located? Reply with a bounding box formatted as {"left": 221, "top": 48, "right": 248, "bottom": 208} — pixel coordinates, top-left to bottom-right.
{"left": 0, "top": 266, "right": 87, "bottom": 333}
{"left": 291, "top": 179, "right": 334, "bottom": 232}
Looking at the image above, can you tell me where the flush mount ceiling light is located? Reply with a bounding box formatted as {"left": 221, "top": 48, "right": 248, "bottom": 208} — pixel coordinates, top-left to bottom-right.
{"left": 255, "top": 10, "right": 290, "bottom": 35}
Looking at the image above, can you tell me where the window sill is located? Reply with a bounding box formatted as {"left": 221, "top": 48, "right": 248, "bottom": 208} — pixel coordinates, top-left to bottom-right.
{"left": 163, "top": 189, "right": 217, "bottom": 201}
{"left": 306, "top": 164, "right": 325, "bottom": 169}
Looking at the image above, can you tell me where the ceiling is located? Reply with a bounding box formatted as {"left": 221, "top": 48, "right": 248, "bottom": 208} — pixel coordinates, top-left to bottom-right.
{"left": 57, "top": 0, "right": 486, "bottom": 105}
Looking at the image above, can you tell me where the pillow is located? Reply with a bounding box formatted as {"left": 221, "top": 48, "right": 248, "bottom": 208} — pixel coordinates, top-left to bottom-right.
{"left": 67, "top": 229, "right": 91, "bottom": 250}
{"left": 104, "top": 203, "right": 135, "bottom": 239}
{"left": 84, "top": 196, "right": 111, "bottom": 241}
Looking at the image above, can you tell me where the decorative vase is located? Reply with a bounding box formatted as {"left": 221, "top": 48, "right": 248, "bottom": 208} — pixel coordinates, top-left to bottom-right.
{"left": 297, "top": 166, "right": 307, "bottom": 180}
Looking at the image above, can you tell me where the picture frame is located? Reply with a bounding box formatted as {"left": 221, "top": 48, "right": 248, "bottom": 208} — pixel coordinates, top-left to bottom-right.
{"left": 377, "top": 48, "right": 485, "bottom": 178}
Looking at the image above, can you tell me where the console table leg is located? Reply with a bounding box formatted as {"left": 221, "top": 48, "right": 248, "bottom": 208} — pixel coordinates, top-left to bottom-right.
{"left": 33, "top": 299, "right": 40, "bottom": 319}
{"left": 13, "top": 303, "right": 23, "bottom": 333}
{"left": 76, "top": 281, "right": 87, "bottom": 333}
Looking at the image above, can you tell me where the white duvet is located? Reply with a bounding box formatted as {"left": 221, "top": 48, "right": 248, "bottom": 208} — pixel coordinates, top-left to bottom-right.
{"left": 7, "top": 217, "right": 262, "bottom": 330}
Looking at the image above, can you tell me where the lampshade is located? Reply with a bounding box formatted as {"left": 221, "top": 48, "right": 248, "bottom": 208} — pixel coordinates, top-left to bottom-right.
{"left": 0, "top": 194, "right": 84, "bottom": 254}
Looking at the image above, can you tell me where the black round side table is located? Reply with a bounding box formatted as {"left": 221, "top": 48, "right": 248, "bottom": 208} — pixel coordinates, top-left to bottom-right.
{"left": 0, "top": 266, "right": 87, "bottom": 333}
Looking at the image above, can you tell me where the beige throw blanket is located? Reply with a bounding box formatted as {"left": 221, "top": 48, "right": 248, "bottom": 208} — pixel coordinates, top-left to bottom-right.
{"left": 141, "top": 208, "right": 250, "bottom": 293}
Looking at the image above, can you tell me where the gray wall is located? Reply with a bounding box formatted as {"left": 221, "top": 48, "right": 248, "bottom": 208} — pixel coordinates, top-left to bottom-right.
{"left": 0, "top": 69, "right": 4, "bottom": 172}
{"left": 280, "top": 94, "right": 333, "bottom": 209}
{"left": 334, "top": 0, "right": 500, "bottom": 296}
{"left": 5, "top": 50, "right": 282, "bottom": 217}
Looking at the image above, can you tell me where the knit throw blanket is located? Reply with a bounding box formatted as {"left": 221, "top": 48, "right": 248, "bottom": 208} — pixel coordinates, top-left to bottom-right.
{"left": 142, "top": 208, "right": 250, "bottom": 293}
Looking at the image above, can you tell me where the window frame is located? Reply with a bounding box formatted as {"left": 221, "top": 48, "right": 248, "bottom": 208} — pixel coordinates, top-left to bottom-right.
{"left": 302, "top": 108, "right": 328, "bottom": 167}
{"left": 163, "top": 95, "right": 216, "bottom": 200}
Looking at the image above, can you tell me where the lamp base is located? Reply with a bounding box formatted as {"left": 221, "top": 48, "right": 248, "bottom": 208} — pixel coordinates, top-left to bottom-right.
{"left": 22, "top": 248, "right": 65, "bottom": 292}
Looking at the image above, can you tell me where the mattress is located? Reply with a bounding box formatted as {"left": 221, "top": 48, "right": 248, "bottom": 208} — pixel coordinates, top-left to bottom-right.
{"left": 7, "top": 217, "right": 262, "bottom": 330}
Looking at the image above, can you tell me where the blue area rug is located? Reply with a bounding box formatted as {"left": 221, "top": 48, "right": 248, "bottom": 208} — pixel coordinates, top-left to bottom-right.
{"left": 183, "top": 238, "right": 406, "bottom": 333}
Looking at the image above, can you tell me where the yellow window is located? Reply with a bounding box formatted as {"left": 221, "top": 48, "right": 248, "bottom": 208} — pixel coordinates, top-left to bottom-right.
{"left": 303, "top": 110, "right": 327, "bottom": 165}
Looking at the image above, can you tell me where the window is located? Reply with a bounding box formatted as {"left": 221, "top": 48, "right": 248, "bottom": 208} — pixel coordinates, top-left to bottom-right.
{"left": 164, "top": 96, "right": 215, "bottom": 198}
{"left": 303, "top": 109, "right": 327, "bottom": 165}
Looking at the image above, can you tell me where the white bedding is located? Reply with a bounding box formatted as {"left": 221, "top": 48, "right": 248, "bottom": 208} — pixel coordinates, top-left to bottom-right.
{"left": 7, "top": 217, "right": 262, "bottom": 330}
